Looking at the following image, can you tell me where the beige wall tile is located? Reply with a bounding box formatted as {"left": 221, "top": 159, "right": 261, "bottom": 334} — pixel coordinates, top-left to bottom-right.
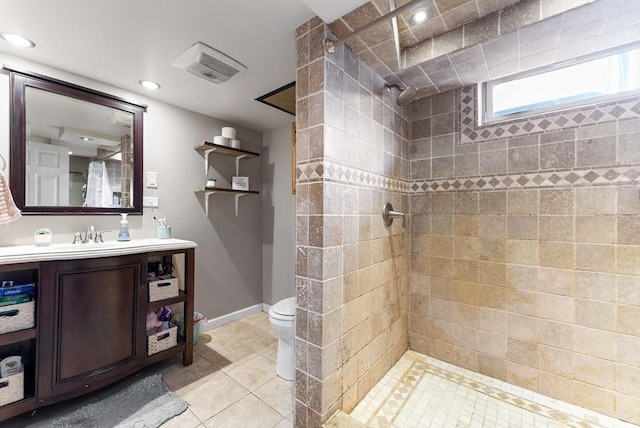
{"left": 617, "top": 334, "right": 640, "bottom": 367}
{"left": 617, "top": 275, "right": 640, "bottom": 305}
{"left": 479, "top": 307, "right": 506, "bottom": 334}
{"left": 616, "top": 393, "right": 640, "bottom": 426}
{"left": 506, "top": 265, "right": 538, "bottom": 291}
{"left": 575, "top": 272, "right": 615, "bottom": 302}
{"left": 506, "top": 289, "right": 537, "bottom": 316}
{"left": 479, "top": 215, "right": 506, "bottom": 237}
{"left": 478, "top": 353, "right": 507, "bottom": 381}
{"left": 452, "top": 302, "right": 479, "bottom": 328}
{"left": 507, "top": 216, "right": 538, "bottom": 240}
{"left": 478, "top": 283, "right": 506, "bottom": 310}
{"left": 616, "top": 364, "right": 640, "bottom": 396}
{"left": 507, "top": 313, "right": 538, "bottom": 341}
{"left": 539, "top": 345, "right": 574, "bottom": 377}
{"left": 538, "top": 293, "right": 574, "bottom": 323}
{"left": 575, "top": 244, "right": 616, "bottom": 273}
{"left": 431, "top": 236, "right": 453, "bottom": 257}
{"left": 576, "top": 216, "right": 616, "bottom": 244}
{"left": 477, "top": 330, "right": 506, "bottom": 358}
{"left": 454, "top": 215, "right": 478, "bottom": 237}
{"left": 575, "top": 299, "right": 615, "bottom": 331}
{"left": 453, "top": 259, "right": 478, "bottom": 282}
{"left": 538, "top": 319, "right": 573, "bottom": 351}
{"left": 538, "top": 241, "right": 574, "bottom": 269}
{"left": 479, "top": 237, "right": 506, "bottom": 262}
{"left": 575, "top": 187, "right": 617, "bottom": 215}
{"left": 617, "top": 216, "right": 640, "bottom": 245}
{"left": 453, "top": 236, "right": 478, "bottom": 260}
{"left": 539, "top": 189, "right": 573, "bottom": 215}
{"left": 538, "top": 267, "right": 574, "bottom": 296}
{"left": 507, "top": 337, "right": 538, "bottom": 368}
{"left": 574, "top": 381, "right": 615, "bottom": 417}
{"left": 479, "top": 191, "right": 507, "bottom": 214}
{"left": 478, "top": 261, "right": 506, "bottom": 286}
{"left": 508, "top": 190, "right": 539, "bottom": 215}
{"left": 538, "top": 371, "right": 574, "bottom": 403}
{"left": 506, "top": 239, "right": 539, "bottom": 265}
{"left": 539, "top": 216, "right": 574, "bottom": 242}
{"left": 575, "top": 354, "right": 615, "bottom": 389}
{"left": 617, "top": 304, "right": 640, "bottom": 336}
{"left": 574, "top": 326, "right": 616, "bottom": 361}
{"left": 617, "top": 245, "right": 640, "bottom": 275}
{"left": 452, "top": 280, "right": 478, "bottom": 305}
{"left": 507, "top": 361, "right": 538, "bottom": 390}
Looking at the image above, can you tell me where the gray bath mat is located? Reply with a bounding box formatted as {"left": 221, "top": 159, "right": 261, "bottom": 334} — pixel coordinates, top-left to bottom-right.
{"left": 27, "top": 374, "right": 187, "bottom": 428}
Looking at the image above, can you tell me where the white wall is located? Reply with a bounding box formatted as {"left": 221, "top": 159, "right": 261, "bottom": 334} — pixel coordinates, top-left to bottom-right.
{"left": 262, "top": 124, "right": 296, "bottom": 304}
{"left": 0, "top": 54, "right": 263, "bottom": 320}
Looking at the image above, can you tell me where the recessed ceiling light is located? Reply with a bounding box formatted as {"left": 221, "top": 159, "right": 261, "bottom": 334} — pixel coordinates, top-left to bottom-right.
{"left": 0, "top": 32, "right": 35, "bottom": 48}
{"left": 139, "top": 80, "right": 161, "bottom": 90}
{"left": 80, "top": 137, "right": 93, "bottom": 142}
{"left": 409, "top": 8, "right": 429, "bottom": 25}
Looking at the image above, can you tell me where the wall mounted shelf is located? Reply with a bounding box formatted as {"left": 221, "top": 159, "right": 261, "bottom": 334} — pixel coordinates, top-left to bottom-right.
{"left": 194, "top": 142, "right": 259, "bottom": 176}
{"left": 193, "top": 141, "right": 260, "bottom": 216}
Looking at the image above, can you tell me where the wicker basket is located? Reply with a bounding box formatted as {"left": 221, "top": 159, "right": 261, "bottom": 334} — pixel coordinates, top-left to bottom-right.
{"left": 0, "top": 301, "right": 35, "bottom": 335}
{"left": 0, "top": 372, "right": 24, "bottom": 407}
{"left": 148, "top": 277, "right": 179, "bottom": 302}
{"left": 147, "top": 323, "right": 178, "bottom": 356}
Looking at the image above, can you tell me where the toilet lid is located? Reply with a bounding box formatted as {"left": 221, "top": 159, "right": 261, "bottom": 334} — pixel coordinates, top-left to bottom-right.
{"left": 271, "top": 297, "right": 295, "bottom": 317}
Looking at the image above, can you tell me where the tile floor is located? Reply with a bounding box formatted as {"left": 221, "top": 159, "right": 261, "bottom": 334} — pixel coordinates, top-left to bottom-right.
{"left": 346, "top": 351, "right": 637, "bottom": 428}
{"left": 4, "top": 311, "right": 293, "bottom": 428}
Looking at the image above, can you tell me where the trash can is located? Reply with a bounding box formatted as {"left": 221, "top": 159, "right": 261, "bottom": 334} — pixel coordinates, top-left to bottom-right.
{"left": 193, "top": 312, "right": 206, "bottom": 344}
{"left": 172, "top": 312, "right": 207, "bottom": 344}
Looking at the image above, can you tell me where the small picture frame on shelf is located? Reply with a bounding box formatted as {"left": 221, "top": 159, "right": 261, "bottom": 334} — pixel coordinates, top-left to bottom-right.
{"left": 232, "top": 176, "right": 249, "bottom": 191}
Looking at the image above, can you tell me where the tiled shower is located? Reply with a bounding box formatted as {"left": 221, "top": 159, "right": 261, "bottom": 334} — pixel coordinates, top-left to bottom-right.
{"left": 294, "top": 11, "right": 639, "bottom": 428}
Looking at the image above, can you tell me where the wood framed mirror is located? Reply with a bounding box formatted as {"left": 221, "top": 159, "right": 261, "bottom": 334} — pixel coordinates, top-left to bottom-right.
{"left": 7, "top": 67, "right": 146, "bottom": 215}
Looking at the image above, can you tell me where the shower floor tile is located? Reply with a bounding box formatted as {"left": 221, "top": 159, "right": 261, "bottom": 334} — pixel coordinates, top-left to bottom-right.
{"left": 348, "top": 351, "right": 636, "bottom": 428}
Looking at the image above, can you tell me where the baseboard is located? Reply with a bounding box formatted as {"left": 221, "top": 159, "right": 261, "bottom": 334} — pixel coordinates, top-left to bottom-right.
{"left": 199, "top": 303, "right": 264, "bottom": 332}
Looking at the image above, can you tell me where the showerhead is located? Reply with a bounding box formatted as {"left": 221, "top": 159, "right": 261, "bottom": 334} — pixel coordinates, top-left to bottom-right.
{"left": 385, "top": 83, "right": 417, "bottom": 106}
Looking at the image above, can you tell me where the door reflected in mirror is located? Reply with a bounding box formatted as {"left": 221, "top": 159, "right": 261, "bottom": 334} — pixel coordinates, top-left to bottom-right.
{"left": 8, "top": 67, "right": 145, "bottom": 215}
{"left": 26, "top": 87, "right": 134, "bottom": 208}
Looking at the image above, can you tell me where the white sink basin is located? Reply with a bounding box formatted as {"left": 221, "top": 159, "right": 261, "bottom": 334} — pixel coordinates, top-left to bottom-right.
{"left": 0, "top": 238, "right": 197, "bottom": 265}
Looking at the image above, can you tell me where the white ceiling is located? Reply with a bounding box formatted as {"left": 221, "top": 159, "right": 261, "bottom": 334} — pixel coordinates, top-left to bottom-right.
{"left": 0, "top": 0, "right": 365, "bottom": 132}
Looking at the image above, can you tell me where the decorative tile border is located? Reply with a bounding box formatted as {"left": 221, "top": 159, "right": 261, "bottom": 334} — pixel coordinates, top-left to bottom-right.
{"left": 297, "top": 161, "right": 640, "bottom": 193}
{"left": 296, "top": 161, "right": 409, "bottom": 192}
{"left": 460, "top": 86, "right": 640, "bottom": 145}
{"left": 411, "top": 166, "right": 640, "bottom": 192}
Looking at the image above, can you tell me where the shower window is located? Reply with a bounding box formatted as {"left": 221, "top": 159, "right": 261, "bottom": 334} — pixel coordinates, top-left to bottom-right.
{"left": 480, "top": 43, "right": 640, "bottom": 125}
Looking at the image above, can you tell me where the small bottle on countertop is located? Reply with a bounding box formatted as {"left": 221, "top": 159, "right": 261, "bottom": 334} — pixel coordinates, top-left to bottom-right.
{"left": 117, "top": 213, "right": 130, "bottom": 241}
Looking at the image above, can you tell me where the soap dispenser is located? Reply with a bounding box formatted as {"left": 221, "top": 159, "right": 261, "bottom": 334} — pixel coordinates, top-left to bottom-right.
{"left": 118, "top": 213, "right": 131, "bottom": 241}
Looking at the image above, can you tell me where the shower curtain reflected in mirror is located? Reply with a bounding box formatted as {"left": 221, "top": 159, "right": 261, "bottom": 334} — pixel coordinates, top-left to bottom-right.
{"left": 84, "top": 160, "right": 113, "bottom": 207}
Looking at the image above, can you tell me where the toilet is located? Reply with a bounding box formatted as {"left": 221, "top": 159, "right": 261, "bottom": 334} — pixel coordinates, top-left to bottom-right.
{"left": 268, "top": 297, "right": 295, "bottom": 381}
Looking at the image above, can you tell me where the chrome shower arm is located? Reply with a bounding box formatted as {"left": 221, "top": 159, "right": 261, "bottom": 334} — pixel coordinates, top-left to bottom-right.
{"left": 382, "top": 202, "right": 406, "bottom": 228}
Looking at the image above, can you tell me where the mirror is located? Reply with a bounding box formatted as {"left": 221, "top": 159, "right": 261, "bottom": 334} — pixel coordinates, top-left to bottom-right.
{"left": 8, "top": 68, "right": 145, "bottom": 214}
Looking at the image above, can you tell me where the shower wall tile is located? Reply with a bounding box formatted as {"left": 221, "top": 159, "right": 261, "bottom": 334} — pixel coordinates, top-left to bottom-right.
{"left": 296, "top": 20, "right": 409, "bottom": 427}
{"left": 408, "top": 83, "right": 640, "bottom": 424}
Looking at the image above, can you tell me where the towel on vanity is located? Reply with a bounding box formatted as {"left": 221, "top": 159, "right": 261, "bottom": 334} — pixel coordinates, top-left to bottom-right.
{"left": 0, "top": 170, "right": 21, "bottom": 225}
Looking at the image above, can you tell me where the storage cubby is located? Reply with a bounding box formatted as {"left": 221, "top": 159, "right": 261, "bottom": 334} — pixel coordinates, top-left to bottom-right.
{"left": 0, "top": 264, "right": 38, "bottom": 420}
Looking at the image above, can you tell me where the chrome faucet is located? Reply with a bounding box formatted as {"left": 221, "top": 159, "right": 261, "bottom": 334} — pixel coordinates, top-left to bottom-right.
{"left": 72, "top": 226, "right": 100, "bottom": 244}
{"left": 86, "top": 226, "right": 96, "bottom": 243}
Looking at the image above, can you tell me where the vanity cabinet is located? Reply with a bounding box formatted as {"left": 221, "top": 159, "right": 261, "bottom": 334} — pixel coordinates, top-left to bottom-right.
{"left": 0, "top": 239, "right": 196, "bottom": 422}
{"left": 37, "top": 255, "right": 144, "bottom": 399}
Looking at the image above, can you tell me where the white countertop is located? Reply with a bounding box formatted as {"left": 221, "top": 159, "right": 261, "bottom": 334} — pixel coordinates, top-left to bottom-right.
{"left": 0, "top": 238, "right": 197, "bottom": 265}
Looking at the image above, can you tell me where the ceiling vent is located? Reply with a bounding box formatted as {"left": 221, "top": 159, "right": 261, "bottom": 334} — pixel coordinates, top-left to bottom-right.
{"left": 171, "top": 42, "right": 247, "bottom": 84}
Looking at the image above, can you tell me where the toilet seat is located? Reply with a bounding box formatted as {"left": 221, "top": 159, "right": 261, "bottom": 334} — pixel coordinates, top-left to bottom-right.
{"left": 269, "top": 297, "right": 295, "bottom": 320}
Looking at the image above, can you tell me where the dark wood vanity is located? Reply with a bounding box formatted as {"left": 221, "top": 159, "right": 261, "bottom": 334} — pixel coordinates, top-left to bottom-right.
{"left": 0, "top": 240, "right": 195, "bottom": 422}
